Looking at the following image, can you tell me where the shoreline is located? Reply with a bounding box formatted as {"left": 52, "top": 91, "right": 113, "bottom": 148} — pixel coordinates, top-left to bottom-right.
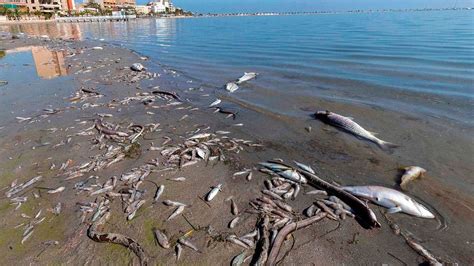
{"left": 0, "top": 33, "right": 473, "bottom": 265}
{"left": 1, "top": 7, "right": 472, "bottom": 26}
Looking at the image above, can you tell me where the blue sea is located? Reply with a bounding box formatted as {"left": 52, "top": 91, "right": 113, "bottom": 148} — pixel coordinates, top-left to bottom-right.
{"left": 2, "top": 10, "right": 474, "bottom": 124}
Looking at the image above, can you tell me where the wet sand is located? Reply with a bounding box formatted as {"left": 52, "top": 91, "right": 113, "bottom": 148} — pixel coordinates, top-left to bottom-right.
{"left": 0, "top": 33, "right": 473, "bottom": 265}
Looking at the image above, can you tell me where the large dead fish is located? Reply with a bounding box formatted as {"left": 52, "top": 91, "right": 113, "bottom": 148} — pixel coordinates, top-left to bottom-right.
{"left": 314, "top": 110, "right": 398, "bottom": 150}
{"left": 342, "top": 186, "right": 434, "bottom": 218}
{"left": 236, "top": 72, "right": 258, "bottom": 84}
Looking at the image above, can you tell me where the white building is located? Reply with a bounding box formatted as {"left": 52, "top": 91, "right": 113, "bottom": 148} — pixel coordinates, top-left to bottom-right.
{"left": 135, "top": 4, "right": 149, "bottom": 14}
{"left": 148, "top": 0, "right": 169, "bottom": 13}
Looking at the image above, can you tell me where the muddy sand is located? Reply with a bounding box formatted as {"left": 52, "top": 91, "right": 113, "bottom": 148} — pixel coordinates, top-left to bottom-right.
{"left": 0, "top": 33, "right": 472, "bottom": 265}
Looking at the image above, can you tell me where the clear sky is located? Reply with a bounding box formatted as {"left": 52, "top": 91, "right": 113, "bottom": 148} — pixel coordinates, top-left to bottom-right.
{"left": 153, "top": 0, "right": 473, "bottom": 13}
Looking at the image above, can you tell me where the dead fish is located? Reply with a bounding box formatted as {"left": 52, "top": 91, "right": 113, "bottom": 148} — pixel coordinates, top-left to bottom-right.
{"left": 178, "top": 237, "right": 199, "bottom": 252}
{"left": 47, "top": 186, "right": 65, "bottom": 194}
{"left": 168, "top": 177, "right": 186, "bottom": 182}
{"left": 231, "top": 251, "right": 247, "bottom": 266}
{"left": 246, "top": 172, "right": 253, "bottom": 181}
{"left": 342, "top": 186, "right": 434, "bottom": 218}
{"left": 188, "top": 133, "right": 211, "bottom": 140}
{"left": 163, "top": 200, "right": 186, "bottom": 207}
{"left": 167, "top": 205, "right": 185, "bottom": 220}
{"left": 229, "top": 217, "right": 240, "bottom": 229}
{"left": 175, "top": 243, "right": 183, "bottom": 261}
{"left": 16, "top": 116, "right": 32, "bottom": 122}
{"left": 226, "top": 235, "right": 250, "bottom": 249}
{"left": 402, "top": 233, "right": 442, "bottom": 266}
{"left": 293, "top": 161, "right": 315, "bottom": 174}
{"left": 231, "top": 199, "right": 239, "bottom": 215}
{"left": 278, "top": 169, "right": 307, "bottom": 184}
{"left": 226, "top": 82, "right": 239, "bottom": 93}
{"left": 236, "top": 72, "right": 258, "bottom": 84}
{"left": 154, "top": 185, "right": 165, "bottom": 202}
{"left": 92, "top": 46, "right": 103, "bottom": 50}
{"left": 314, "top": 110, "right": 398, "bottom": 150}
{"left": 206, "top": 184, "right": 222, "bottom": 201}
{"left": 233, "top": 170, "right": 251, "bottom": 176}
{"left": 305, "top": 189, "right": 328, "bottom": 196}
{"left": 153, "top": 229, "right": 170, "bottom": 249}
{"left": 216, "top": 131, "right": 230, "bottom": 135}
{"left": 21, "top": 230, "right": 34, "bottom": 244}
{"left": 209, "top": 99, "right": 221, "bottom": 107}
{"left": 131, "top": 63, "right": 145, "bottom": 72}
{"left": 400, "top": 166, "right": 427, "bottom": 189}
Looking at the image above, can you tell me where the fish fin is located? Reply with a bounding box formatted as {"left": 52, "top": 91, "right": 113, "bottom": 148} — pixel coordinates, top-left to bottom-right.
{"left": 387, "top": 206, "right": 402, "bottom": 214}
{"left": 377, "top": 140, "right": 399, "bottom": 151}
{"left": 347, "top": 117, "right": 354, "bottom": 120}
{"left": 368, "top": 131, "right": 378, "bottom": 135}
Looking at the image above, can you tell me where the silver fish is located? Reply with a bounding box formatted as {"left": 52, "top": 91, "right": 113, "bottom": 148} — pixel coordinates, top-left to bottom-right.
{"left": 229, "top": 217, "right": 240, "bottom": 229}
{"left": 209, "top": 99, "right": 221, "bottom": 107}
{"left": 236, "top": 72, "right": 258, "bottom": 84}
{"left": 47, "top": 186, "right": 65, "bottom": 194}
{"left": 163, "top": 200, "right": 186, "bottom": 207}
{"left": 178, "top": 237, "right": 199, "bottom": 252}
{"left": 400, "top": 166, "right": 426, "bottom": 190}
{"left": 342, "top": 186, "right": 434, "bottom": 218}
{"left": 231, "top": 251, "right": 247, "bottom": 266}
{"left": 206, "top": 184, "right": 222, "bottom": 201}
{"left": 293, "top": 161, "right": 315, "bottom": 174}
{"left": 154, "top": 185, "right": 165, "bottom": 202}
{"left": 175, "top": 243, "right": 183, "bottom": 261}
{"left": 226, "top": 82, "right": 239, "bottom": 93}
{"left": 153, "top": 229, "right": 170, "bottom": 249}
{"left": 167, "top": 205, "right": 185, "bottom": 221}
{"left": 314, "top": 110, "right": 398, "bottom": 150}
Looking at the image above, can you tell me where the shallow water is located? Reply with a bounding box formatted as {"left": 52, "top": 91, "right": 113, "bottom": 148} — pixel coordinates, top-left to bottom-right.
{"left": 3, "top": 10, "right": 473, "bottom": 124}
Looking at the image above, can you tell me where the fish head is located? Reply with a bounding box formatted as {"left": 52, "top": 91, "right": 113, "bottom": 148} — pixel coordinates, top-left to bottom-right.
{"left": 402, "top": 196, "right": 435, "bottom": 218}
{"left": 314, "top": 110, "right": 331, "bottom": 121}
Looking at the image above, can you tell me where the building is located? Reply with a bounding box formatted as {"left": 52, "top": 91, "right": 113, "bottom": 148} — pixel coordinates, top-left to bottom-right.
{"left": 148, "top": 0, "right": 169, "bottom": 13}
{"left": 135, "top": 4, "right": 149, "bottom": 14}
{"left": 86, "top": 0, "right": 134, "bottom": 10}
{"left": 0, "top": 0, "right": 75, "bottom": 13}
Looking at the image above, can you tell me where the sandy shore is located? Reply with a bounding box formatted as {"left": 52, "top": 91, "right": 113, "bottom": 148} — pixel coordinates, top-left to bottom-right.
{"left": 0, "top": 33, "right": 472, "bottom": 265}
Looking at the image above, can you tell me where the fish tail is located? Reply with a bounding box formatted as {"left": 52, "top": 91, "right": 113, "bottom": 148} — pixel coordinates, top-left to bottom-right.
{"left": 378, "top": 140, "right": 399, "bottom": 151}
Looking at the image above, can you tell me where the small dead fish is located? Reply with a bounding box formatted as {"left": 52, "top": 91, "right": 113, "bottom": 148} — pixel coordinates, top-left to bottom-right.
{"left": 293, "top": 161, "right": 315, "bottom": 174}
{"left": 168, "top": 177, "right": 186, "bottom": 182}
{"left": 229, "top": 217, "right": 240, "bottom": 229}
{"left": 153, "top": 229, "right": 170, "bottom": 249}
{"left": 16, "top": 116, "right": 32, "bottom": 122}
{"left": 216, "top": 131, "right": 230, "bottom": 135}
{"left": 226, "top": 82, "right": 239, "bottom": 93}
{"left": 188, "top": 133, "right": 211, "bottom": 140}
{"left": 154, "top": 185, "right": 165, "bottom": 202}
{"left": 246, "top": 172, "right": 253, "bottom": 181}
{"left": 178, "top": 237, "right": 199, "bottom": 252}
{"left": 236, "top": 72, "right": 258, "bottom": 84}
{"left": 47, "top": 186, "right": 65, "bottom": 194}
{"left": 233, "top": 170, "right": 250, "bottom": 176}
{"left": 175, "top": 243, "right": 183, "bottom": 261}
{"left": 231, "top": 199, "right": 239, "bottom": 215}
{"left": 400, "top": 166, "right": 426, "bottom": 190}
{"left": 209, "top": 99, "right": 221, "bottom": 107}
{"left": 206, "top": 184, "right": 222, "bottom": 201}
{"left": 305, "top": 189, "right": 328, "bottom": 196}
{"left": 163, "top": 200, "right": 186, "bottom": 207}
{"left": 231, "top": 251, "right": 247, "bottom": 266}
{"left": 21, "top": 230, "right": 34, "bottom": 244}
{"left": 167, "top": 205, "right": 185, "bottom": 221}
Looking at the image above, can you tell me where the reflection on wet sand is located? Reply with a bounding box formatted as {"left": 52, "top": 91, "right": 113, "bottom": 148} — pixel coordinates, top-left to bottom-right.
{"left": 31, "top": 47, "right": 67, "bottom": 79}
{"left": 4, "top": 46, "right": 68, "bottom": 79}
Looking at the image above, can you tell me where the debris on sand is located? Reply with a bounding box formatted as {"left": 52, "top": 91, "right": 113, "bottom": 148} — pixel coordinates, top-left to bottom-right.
{"left": 131, "top": 63, "right": 145, "bottom": 72}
